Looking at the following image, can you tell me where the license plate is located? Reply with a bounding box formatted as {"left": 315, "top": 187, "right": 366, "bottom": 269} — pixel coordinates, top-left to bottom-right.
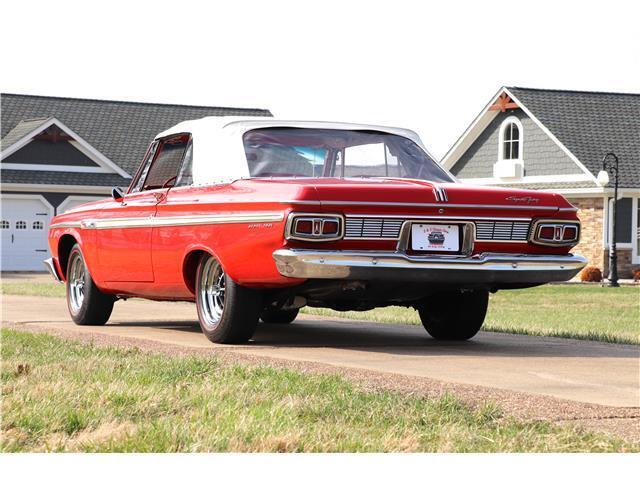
{"left": 411, "top": 224, "right": 460, "bottom": 252}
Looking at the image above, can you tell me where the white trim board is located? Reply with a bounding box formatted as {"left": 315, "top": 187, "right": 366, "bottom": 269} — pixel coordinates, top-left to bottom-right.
{"left": 459, "top": 174, "right": 593, "bottom": 185}
{"left": 0, "top": 117, "right": 131, "bottom": 178}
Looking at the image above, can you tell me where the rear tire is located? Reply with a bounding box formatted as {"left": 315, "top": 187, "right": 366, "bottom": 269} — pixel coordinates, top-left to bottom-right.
{"left": 66, "top": 244, "right": 115, "bottom": 326}
{"left": 260, "top": 308, "right": 299, "bottom": 324}
{"left": 417, "top": 290, "right": 489, "bottom": 340}
{"left": 195, "top": 254, "right": 262, "bottom": 344}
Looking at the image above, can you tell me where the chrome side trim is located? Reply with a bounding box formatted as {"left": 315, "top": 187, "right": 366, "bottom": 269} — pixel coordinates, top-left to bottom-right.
{"left": 43, "top": 258, "right": 62, "bottom": 283}
{"left": 50, "top": 221, "right": 83, "bottom": 229}
{"left": 282, "top": 200, "right": 560, "bottom": 211}
{"left": 272, "top": 249, "right": 588, "bottom": 284}
{"left": 51, "top": 212, "right": 285, "bottom": 230}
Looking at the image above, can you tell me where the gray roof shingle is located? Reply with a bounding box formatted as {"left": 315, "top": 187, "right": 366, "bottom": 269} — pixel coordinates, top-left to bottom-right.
{"left": 1, "top": 117, "right": 52, "bottom": 151}
{"left": 1, "top": 94, "right": 272, "bottom": 180}
{"left": 507, "top": 87, "right": 640, "bottom": 188}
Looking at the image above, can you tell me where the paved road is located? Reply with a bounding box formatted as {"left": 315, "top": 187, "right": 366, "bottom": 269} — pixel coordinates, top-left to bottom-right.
{"left": 3, "top": 294, "right": 639, "bottom": 408}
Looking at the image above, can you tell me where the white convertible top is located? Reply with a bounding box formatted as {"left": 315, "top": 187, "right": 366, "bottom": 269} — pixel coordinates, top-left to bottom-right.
{"left": 155, "top": 117, "right": 435, "bottom": 185}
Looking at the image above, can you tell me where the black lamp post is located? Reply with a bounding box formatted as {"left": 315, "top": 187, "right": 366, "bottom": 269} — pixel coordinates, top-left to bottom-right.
{"left": 596, "top": 153, "right": 620, "bottom": 287}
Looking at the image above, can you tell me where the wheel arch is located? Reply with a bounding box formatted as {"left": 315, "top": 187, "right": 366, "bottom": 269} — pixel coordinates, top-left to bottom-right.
{"left": 182, "top": 246, "right": 223, "bottom": 295}
{"left": 57, "top": 233, "right": 81, "bottom": 281}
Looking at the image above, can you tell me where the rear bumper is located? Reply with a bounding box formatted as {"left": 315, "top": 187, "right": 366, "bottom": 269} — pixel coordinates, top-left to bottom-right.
{"left": 43, "top": 258, "right": 63, "bottom": 283}
{"left": 272, "top": 249, "right": 587, "bottom": 285}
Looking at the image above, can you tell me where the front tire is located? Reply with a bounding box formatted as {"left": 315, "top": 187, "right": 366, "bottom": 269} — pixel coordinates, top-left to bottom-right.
{"left": 66, "top": 244, "right": 115, "bottom": 326}
{"left": 195, "top": 254, "right": 262, "bottom": 344}
{"left": 417, "top": 290, "right": 489, "bottom": 340}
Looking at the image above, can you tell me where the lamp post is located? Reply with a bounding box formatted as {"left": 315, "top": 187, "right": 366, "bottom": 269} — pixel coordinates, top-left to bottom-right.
{"left": 596, "top": 152, "right": 620, "bottom": 287}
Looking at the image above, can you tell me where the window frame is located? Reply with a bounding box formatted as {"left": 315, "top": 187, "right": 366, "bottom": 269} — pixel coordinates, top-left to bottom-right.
{"left": 127, "top": 134, "right": 192, "bottom": 194}
{"left": 497, "top": 116, "right": 524, "bottom": 163}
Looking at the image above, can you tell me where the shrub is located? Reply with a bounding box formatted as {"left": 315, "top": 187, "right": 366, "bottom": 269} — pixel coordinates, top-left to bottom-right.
{"left": 633, "top": 269, "right": 640, "bottom": 282}
{"left": 580, "top": 266, "right": 603, "bottom": 282}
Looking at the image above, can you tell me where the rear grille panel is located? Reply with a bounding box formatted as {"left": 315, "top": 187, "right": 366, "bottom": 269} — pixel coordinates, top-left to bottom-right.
{"left": 344, "top": 217, "right": 531, "bottom": 242}
{"left": 474, "top": 221, "right": 530, "bottom": 242}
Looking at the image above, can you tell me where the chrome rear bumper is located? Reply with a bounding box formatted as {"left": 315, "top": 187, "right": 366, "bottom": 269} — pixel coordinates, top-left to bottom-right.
{"left": 273, "top": 249, "right": 587, "bottom": 285}
{"left": 43, "top": 258, "right": 62, "bottom": 283}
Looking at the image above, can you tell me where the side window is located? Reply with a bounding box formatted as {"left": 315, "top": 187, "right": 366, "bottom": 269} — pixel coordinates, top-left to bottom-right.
{"left": 141, "top": 135, "right": 189, "bottom": 190}
{"left": 175, "top": 140, "right": 194, "bottom": 187}
{"left": 32, "top": 221, "right": 44, "bottom": 230}
{"left": 130, "top": 141, "right": 160, "bottom": 193}
{"left": 16, "top": 221, "right": 27, "bottom": 229}
{"left": 1, "top": 220, "right": 9, "bottom": 229}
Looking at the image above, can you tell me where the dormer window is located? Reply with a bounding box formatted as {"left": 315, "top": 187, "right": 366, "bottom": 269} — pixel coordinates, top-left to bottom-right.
{"left": 502, "top": 121, "right": 520, "bottom": 160}
{"left": 494, "top": 116, "right": 524, "bottom": 179}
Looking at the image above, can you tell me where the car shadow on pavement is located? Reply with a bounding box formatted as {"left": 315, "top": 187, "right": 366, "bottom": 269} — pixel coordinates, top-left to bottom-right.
{"left": 105, "top": 317, "right": 640, "bottom": 359}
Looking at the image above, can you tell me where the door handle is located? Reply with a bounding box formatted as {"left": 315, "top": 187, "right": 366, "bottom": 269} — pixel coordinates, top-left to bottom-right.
{"left": 11, "top": 234, "right": 14, "bottom": 243}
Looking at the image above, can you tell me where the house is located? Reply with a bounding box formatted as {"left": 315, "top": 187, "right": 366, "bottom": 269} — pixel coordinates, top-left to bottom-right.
{"left": 441, "top": 86, "right": 639, "bottom": 278}
{"left": 0, "top": 94, "right": 271, "bottom": 271}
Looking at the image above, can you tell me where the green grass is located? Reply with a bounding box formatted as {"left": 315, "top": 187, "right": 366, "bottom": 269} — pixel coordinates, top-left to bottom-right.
{"left": 1, "top": 280, "right": 66, "bottom": 297}
{"left": 2, "top": 281, "right": 638, "bottom": 344}
{"left": 1, "top": 328, "right": 635, "bottom": 452}
{"left": 304, "top": 285, "right": 640, "bottom": 345}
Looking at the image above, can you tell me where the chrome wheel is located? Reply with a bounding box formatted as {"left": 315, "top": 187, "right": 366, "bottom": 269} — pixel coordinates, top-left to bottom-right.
{"left": 68, "top": 253, "right": 86, "bottom": 314}
{"left": 198, "top": 256, "right": 226, "bottom": 328}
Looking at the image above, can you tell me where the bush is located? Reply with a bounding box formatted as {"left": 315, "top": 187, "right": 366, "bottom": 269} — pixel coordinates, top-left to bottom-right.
{"left": 633, "top": 269, "right": 640, "bottom": 282}
{"left": 580, "top": 266, "right": 603, "bottom": 282}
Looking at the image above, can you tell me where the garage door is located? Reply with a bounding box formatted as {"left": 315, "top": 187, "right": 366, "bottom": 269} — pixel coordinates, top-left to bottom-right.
{"left": 1, "top": 196, "right": 53, "bottom": 271}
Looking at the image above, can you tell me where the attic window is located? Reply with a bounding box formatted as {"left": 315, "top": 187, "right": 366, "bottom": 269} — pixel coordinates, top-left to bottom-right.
{"left": 494, "top": 116, "right": 524, "bottom": 179}
{"left": 501, "top": 120, "right": 520, "bottom": 161}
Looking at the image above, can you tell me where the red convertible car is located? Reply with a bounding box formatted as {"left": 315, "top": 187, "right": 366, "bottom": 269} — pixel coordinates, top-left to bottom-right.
{"left": 46, "top": 118, "right": 586, "bottom": 343}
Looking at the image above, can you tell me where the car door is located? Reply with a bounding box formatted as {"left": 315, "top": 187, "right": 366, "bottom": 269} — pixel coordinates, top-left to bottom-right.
{"left": 96, "top": 136, "right": 189, "bottom": 282}
{"left": 96, "top": 141, "right": 160, "bottom": 282}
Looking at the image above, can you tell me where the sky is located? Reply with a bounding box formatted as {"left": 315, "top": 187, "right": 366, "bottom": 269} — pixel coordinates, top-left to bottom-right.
{"left": 2, "top": 0, "right": 639, "bottom": 160}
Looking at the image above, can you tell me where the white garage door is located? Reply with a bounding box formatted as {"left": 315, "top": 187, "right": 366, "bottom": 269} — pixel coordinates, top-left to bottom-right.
{"left": 1, "top": 196, "right": 53, "bottom": 271}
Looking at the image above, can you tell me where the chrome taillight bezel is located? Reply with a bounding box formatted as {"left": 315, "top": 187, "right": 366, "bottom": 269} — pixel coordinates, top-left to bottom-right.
{"left": 529, "top": 219, "right": 580, "bottom": 247}
{"left": 285, "top": 213, "right": 344, "bottom": 242}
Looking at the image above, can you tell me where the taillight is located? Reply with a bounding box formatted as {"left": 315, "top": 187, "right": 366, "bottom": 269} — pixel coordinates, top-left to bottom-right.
{"left": 531, "top": 220, "right": 580, "bottom": 246}
{"left": 286, "top": 214, "right": 343, "bottom": 242}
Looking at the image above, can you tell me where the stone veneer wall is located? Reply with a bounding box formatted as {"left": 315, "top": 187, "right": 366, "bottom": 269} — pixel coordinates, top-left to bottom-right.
{"left": 566, "top": 197, "right": 605, "bottom": 273}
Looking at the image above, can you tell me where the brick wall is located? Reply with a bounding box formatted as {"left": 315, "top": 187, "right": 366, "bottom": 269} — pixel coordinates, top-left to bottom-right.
{"left": 567, "top": 197, "right": 605, "bottom": 272}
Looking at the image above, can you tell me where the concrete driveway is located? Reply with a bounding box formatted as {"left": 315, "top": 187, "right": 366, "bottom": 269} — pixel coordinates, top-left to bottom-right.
{"left": 3, "top": 294, "right": 638, "bottom": 409}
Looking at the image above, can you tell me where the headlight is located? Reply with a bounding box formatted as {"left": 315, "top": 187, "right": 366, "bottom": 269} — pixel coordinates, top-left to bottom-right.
{"left": 285, "top": 213, "right": 344, "bottom": 242}
{"left": 530, "top": 219, "right": 580, "bottom": 246}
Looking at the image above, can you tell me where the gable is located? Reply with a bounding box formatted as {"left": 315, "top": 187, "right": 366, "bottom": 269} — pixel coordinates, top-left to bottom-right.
{"left": 450, "top": 109, "right": 584, "bottom": 179}
{"left": 2, "top": 138, "right": 98, "bottom": 167}
{"left": 1, "top": 116, "right": 131, "bottom": 178}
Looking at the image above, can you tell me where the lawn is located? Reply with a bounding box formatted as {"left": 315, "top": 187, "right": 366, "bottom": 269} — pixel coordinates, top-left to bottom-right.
{"left": 1, "top": 281, "right": 638, "bottom": 344}
{"left": 1, "top": 328, "right": 635, "bottom": 452}
{"left": 304, "top": 285, "right": 640, "bottom": 345}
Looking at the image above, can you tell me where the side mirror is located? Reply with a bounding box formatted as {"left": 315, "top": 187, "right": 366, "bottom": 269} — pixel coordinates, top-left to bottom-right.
{"left": 111, "top": 186, "right": 125, "bottom": 202}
